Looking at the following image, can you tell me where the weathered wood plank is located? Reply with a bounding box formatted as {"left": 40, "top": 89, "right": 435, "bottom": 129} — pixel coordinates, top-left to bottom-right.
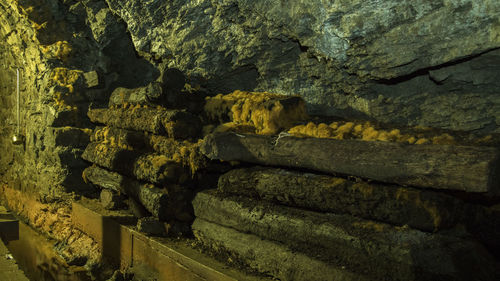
{"left": 90, "top": 126, "right": 147, "bottom": 150}
{"left": 88, "top": 107, "right": 200, "bottom": 139}
{"left": 90, "top": 126, "right": 209, "bottom": 173}
{"left": 100, "top": 189, "right": 126, "bottom": 210}
{"left": 193, "top": 219, "right": 370, "bottom": 281}
{"left": 218, "top": 167, "right": 462, "bottom": 232}
{"left": 192, "top": 190, "right": 498, "bottom": 281}
{"left": 83, "top": 165, "right": 191, "bottom": 221}
{"left": 201, "top": 132, "right": 500, "bottom": 193}
{"left": 82, "top": 142, "right": 186, "bottom": 185}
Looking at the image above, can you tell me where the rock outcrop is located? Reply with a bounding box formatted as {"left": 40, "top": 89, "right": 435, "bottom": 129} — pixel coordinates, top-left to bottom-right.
{"left": 105, "top": 0, "right": 500, "bottom": 133}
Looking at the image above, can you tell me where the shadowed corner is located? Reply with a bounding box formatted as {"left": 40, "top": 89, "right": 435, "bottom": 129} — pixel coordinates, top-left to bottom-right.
{"left": 0, "top": 205, "right": 19, "bottom": 242}
{"left": 101, "top": 215, "right": 125, "bottom": 270}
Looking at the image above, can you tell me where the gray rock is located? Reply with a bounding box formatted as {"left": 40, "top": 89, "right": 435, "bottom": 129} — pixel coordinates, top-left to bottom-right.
{"left": 105, "top": 0, "right": 500, "bottom": 133}
{"left": 84, "top": 0, "right": 125, "bottom": 48}
{"left": 83, "top": 71, "right": 101, "bottom": 88}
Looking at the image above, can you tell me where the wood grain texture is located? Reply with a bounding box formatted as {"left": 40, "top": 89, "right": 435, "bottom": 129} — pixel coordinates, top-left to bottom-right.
{"left": 201, "top": 132, "right": 500, "bottom": 193}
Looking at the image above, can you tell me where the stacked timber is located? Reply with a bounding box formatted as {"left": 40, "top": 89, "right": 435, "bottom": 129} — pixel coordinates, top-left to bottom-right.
{"left": 81, "top": 81, "right": 211, "bottom": 236}
{"left": 192, "top": 131, "right": 500, "bottom": 281}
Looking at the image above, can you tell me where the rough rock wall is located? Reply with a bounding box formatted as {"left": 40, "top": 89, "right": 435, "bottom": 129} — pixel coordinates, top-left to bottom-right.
{"left": 105, "top": 0, "right": 500, "bottom": 133}
{"left": 0, "top": 0, "right": 158, "bottom": 200}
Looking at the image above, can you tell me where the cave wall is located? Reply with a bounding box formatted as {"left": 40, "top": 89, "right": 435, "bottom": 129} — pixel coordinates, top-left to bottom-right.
{"left": 104, "top": 0, "right": 500, "bottom": 133}
{"left": 0, "top": 0, "right": 159, "bottom": 200}
{"left": 0, "top": 1, "right": 498, "bottom": 204}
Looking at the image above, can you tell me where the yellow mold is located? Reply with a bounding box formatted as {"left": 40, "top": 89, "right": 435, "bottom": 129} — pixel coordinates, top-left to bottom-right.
{"left": 204, "top": 90, "right": 307, "bottom": 135}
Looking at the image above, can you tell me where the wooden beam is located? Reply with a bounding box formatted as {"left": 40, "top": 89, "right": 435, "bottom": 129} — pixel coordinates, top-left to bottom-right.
{"left": 201, "top": 132, "right": 500, "bottom": 193}
{"left": 88, "top": 107, "right": 200, "bottom": 139}
{"left": 218, "top": 167, "right": 462, "bottom": 231}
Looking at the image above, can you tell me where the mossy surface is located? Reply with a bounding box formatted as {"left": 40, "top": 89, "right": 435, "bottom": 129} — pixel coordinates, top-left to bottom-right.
{"left": 205, "top": 90, "right": 308, "bottom": 135}
{"left": 41, "top": 40, "right": 72, "bottom": 61}
{"left": 288, "top": 120, "right": 498, "bottom": 146}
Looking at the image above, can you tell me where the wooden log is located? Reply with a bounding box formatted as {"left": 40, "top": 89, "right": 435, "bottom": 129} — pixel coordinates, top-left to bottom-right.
{"left": 464, "top": 203, "right": 500, "bottom": 259}
{"left": 127, "top": 197, "right": 150, "bottom": 218}
{"left": 218, "top": 167, "right": 462, "bottom": 232}
{"left": 81, "top": 142, "right": 186, "bottom": 185}
{"left": 192, "top": 190, "right": 498, "bottom": 281}
{"left": 84, "top": 165, "right": 167, "bottom": 219}
{"left": 83, "top": 165, "right": 190, "bottom": 221}
{"left": 90, "top": 126, "right": 147, "bottom": 150}
{"left": 108, "top": 82, "right": 163, "bottom": 107}
{"left": 100, "top": 189, "right": 126, "bottom": 210}
{"left": 91, "top": 126, "right": 209, "bottom": 173}
{"left": 88, "top": 107, "right": 200, "bottom": 139}
{"left": 201, "top": 132, "right": 500, "bottom": 193}
{"left": 193, "top": 219, "right": 370, "bottom": 281}
{"left": 137, "top": 217, "right": 167, "bottom": 237}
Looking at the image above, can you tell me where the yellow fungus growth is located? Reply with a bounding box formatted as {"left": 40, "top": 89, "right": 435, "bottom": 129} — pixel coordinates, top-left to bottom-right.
{"left": 431, "top": 133, "right": 455, "bottom": 145}
{"left": 288, "top": 120, "right": 457, "bottom": 145}
{"left": 150, "top": 155, "right": 169, "bottom": 169}
{"left": 317, "top": 123, "right": 334, "bottom": 138}
{"left": 337, "top": 122, "right": 355, "bottom": 134}
{"left": 361, "top": 126, "right": 379, "bottom": 141}
{"left": 52, "top": 92, "right": 77, "bottom": 111}
{"left": 90, "top": 127, "right": 133, "bottom": 150}
{"left": 326, "top": 177, "right": 346, "bottom": 189}
{"left": 396, "top": 188, "right": 442, "bottom": 231}
{"left": 352, "top": 221, "right": 388, "bottom": 232}
{"left": 148, "top": 136, "right": 207, "bottom": 175}
{"left": 351, "top": 182, "right": 374, "bottom": 198}
{"left": 41, "top": 41, "right": 72, "bottom": 61}
{"left": 82, "top": 167, "right": 89, "bottom": 184}
{"left": 389, "top": 129, "right": 400, "bottom": 137}
{"left": 406, "top": 136, "right": 416, "bottom": 144}
{"left": 51, "top": 67, "right": 82, "bottom": 93}
{"left": 415, "top": 138, "right": 429, "bottom": 145}
{"left": 329, "top": 122, "right": 339, "bottom": 130}
{"left": 183, "top": 83, "right": 200, "bottom": 93}
{"left": 204, "top": 90, "right": 308, "bottom": 135}
{"left": 353, "top": 124, "right": 363, "bottom": 134}
{"left": 31, "top": 21, "right": 47, "bottom": 31}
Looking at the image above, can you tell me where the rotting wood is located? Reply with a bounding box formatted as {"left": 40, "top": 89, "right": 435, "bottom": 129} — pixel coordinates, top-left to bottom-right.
{"left": 91, "top": 126, "right": 209, "bottom": 174}
{"left": 82, "top": 142, "right": 187, "bottom": 185}
{"left": 201, "top": 132, "right": 500, "bottom": 193}
{"left": 218, "top": 167, "right": 462, "bottom": 232}
{"left": 193, "top": 219, "right": 371, "bottom": 281}
{"left": 204, "top": 90, "right": 308, "bottom": 135}
{"left": 88, "top": 107, "right": 201, "bottom": 139}
{"left": 100, "top": 189, "right": 126, "bottom": 210}
{"left": 83, "top": 165, "right": 191, "bottom": 221}
{"left": 91, "top": 126, "right": 147, "bottom": 150}
{"left": 193, "top": 190, "right": 499, "bottom": 281}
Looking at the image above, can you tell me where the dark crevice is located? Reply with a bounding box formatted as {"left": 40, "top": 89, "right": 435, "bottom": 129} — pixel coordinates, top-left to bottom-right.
{"left": 375, "top": 47, "right": 500, "bottom": 85}
{"left": 289, "top": 38, "right": 309, "bottom": 53}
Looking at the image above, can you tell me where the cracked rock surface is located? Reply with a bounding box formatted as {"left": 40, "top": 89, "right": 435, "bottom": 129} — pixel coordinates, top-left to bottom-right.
{"left": 105, "top": 0, "right": 500, "bottom": 133}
